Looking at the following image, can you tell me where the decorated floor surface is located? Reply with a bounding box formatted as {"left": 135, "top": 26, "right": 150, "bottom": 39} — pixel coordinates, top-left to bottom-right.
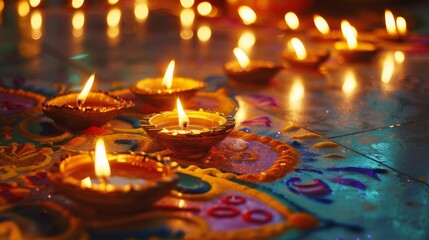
{"left": 1, "top": 1, "right": 429, "bottom": 240}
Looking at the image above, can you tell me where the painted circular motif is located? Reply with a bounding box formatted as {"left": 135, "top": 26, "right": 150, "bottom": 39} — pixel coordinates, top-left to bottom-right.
{"left": 0, "top": 88, "right": 45, "bottom": 123}
{"left": 174, "top": 130, "right": 300, "bottom": 182}
{"left": 221, "top": 195, "right": 247, "bottom": 205}
{"left": 207, "top": 206, "right": 241, "bottom": 218}
{"left": 0, "top": 143, "right": 53, "bottom": 179}
{"left": 18, "top": 115, "right": 72, "bottom": 143}
{"left": 242, "top": 209, "right": 273, "bottom": 224}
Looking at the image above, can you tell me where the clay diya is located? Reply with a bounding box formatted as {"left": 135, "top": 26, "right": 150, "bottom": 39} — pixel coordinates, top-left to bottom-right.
{"left": 130, "top": 60, "right": 205, "bottom": 107}
{"left": 42, "top": 74, "right": 133, "bottom": 131}
{"left": 50, "top": 138, "right": 178, "bottom": 213}
{"left": 334, "top": 20, "right": 379, "bottom": 62}
{"left": 141, "top": 98, "right": 235, "bottom": 157}
{"left": 224, "top": 48, "right": 283, "bottom": 85}
{"left": 375, "top": 10, "right": 408, "bottom": 42}
{"left": 282, "top": 37, "right": 329, "bottom": 69}
{"left": 308, "top": 15, "right": 343, "bottom": 42}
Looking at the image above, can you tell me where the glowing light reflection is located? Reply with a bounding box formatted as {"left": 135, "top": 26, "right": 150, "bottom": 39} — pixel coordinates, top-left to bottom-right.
{"left": 180, "top": 8, "right": 195, "bottom": 28}
{"left": 342, "top": 70, "right": 357, "bottom": 96}
{"left": 381, "top": 53, "right": 395, "bottom": 83}
{"left": 29, "top": 0, "right": 41, "bottom": 8}
{"left": 180, "top": 0, "right": 194, "bottom": 8}
{"left": 18, "top": 1, "right": 30, "bottom": 17}
{"left": 31, "top": 10, "right": 43, "bottom": 40}
{"left": 72, "top": 11, "right": 85, "bottom": 38}
{"left": 197, "top": 2, "right": 212, "bottom": 16}
{"left": 238, "top": 31, "right": 255, "bottom": 53}
{"left": 134, "top": 0, "right": 149, "bottom": 23}
{"left": 72, "top": 0, "right": 84, "bottom": 9}
{"left": 197, "top": 25, "right": 211, "bottom": 42}
{"left": 238, "top": 6, "right": 256, "bottom": 25}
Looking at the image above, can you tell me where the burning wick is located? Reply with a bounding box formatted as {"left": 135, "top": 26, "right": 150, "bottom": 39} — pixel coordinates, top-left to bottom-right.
{"left": 233, "top": 47, "right": 250, "bottom": 69}
{"left": 176, "top": 98, "right": 189, "bottom": 128}
{"left": 95, "top": 138, "right": 111, "bottom": 188}
{"left": 76, "top": 73, "right": 95, "bottom": 108}
{"left": 162, "top": 60, "right": 175, "bottom": 89}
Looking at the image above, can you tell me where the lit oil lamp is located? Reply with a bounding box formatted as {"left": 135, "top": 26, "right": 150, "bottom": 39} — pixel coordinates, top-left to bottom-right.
{"left": 130, "top": 60, "right": 205, "bottom": 107}
{"left": 49, "top": 138, "right": 178, "bottom": 213}
{"left": 141, "top": 98, "right": 235, "bottom": 157}
{"left": 309, "top": 15, "right": 343, "bottom": 41}
{"left": 224, "top": 48, "right": 283, "bottom": 85}
{"left": 334, "top": 20, "right": 379, "bottom": 62}
{"left": 42, "top": 74, "right": 134, "bottom": 131}
{"left": 282, "top": 37, "right": 329, "bottom": 69}
{"left": 375, "top": 10, "right": 408, "bottom": 42}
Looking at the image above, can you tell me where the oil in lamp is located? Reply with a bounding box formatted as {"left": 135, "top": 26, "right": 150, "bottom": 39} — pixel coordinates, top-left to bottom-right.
{"left": 130, "top": 60, "right": 205, "bottom": 107}
{"left": 224, "top": 48, "right": 283, "bottom": 85}
{"left": 309, "top": 15, "right": 343, "bottom": 41}
{"left": 49, "top": 138, "right": 178, "bottom": 213}
{"left": 375, "top": 10, "right": 408, "bottom": 42}
{"left": 334, "top": 20, "right": 379, "bottom": 62}
{"left": 282, "top": 37, "right": 329, "bottom": 69}
{"left": 141, "top": 98, "right": 235, "bottom": 157}
{"left": 42, "top": 74, "right": 134, "bottom": 131}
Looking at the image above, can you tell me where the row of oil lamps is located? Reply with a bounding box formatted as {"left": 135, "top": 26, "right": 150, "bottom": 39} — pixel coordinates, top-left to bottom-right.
{"left": 45, "top": 60, "right": 236, "bottom": 213}
{"left": 224, "top": 9, "right": 409, "bottom": 84}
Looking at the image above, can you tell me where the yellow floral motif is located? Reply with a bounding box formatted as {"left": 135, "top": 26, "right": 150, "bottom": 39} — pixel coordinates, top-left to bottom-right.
{"left": 0, "top": 143, "right": 53, "bottom": 179}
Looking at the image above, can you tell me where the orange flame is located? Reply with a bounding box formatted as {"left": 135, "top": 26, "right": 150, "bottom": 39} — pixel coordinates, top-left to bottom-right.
{"left": 95, "top": 138, "right": 111, "bottom": 178}
{"left": 180, "top": 0, "right": 195, "bottom": 8}
{"left": 314, "top": 15, "right": 330, "bottom": 35}
{"left": 29, "top": 0, "right": 41, "bottom": 8}
{"left": 197, "top": 25, "right": 211, "bottom": 42}
{"left": 72, "top": 0, "right": 84, "bottom": 9}
{"left": 341, "top": 20, "right": 357, "bottom": 50}
{"left": 197, "top": 2, "right": 212, "bottom": 17}
{"left": 290, "top": 38, "right": 307, "bottom": 60}
{"left": 233, "top": 47, "right": 250, "bottom": 69}
{"left": 176, "top": 98, "right": 189, "bottom": 128}
{"left": 162, "top": 60, "right": 175, "bottom": 89}
{"left": 285, "top": 12, "right": 299, "bottom": 30}
{"left": 238, "top": 31, "right": 255, "bottom": 53}
{"left": 396, "top": 16, "right": 407, "bottom": 36}
{"left": 385, "top": 10, "right": 397, "bottom": 37}
{"left": 134, "top": 0, "right": 149, "bottom": 23}
{"left": 238, "top": 6, "right": 256, "bottom": 25}
{"left": 77, "top": 73, "right": 95, "bottom": 107}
